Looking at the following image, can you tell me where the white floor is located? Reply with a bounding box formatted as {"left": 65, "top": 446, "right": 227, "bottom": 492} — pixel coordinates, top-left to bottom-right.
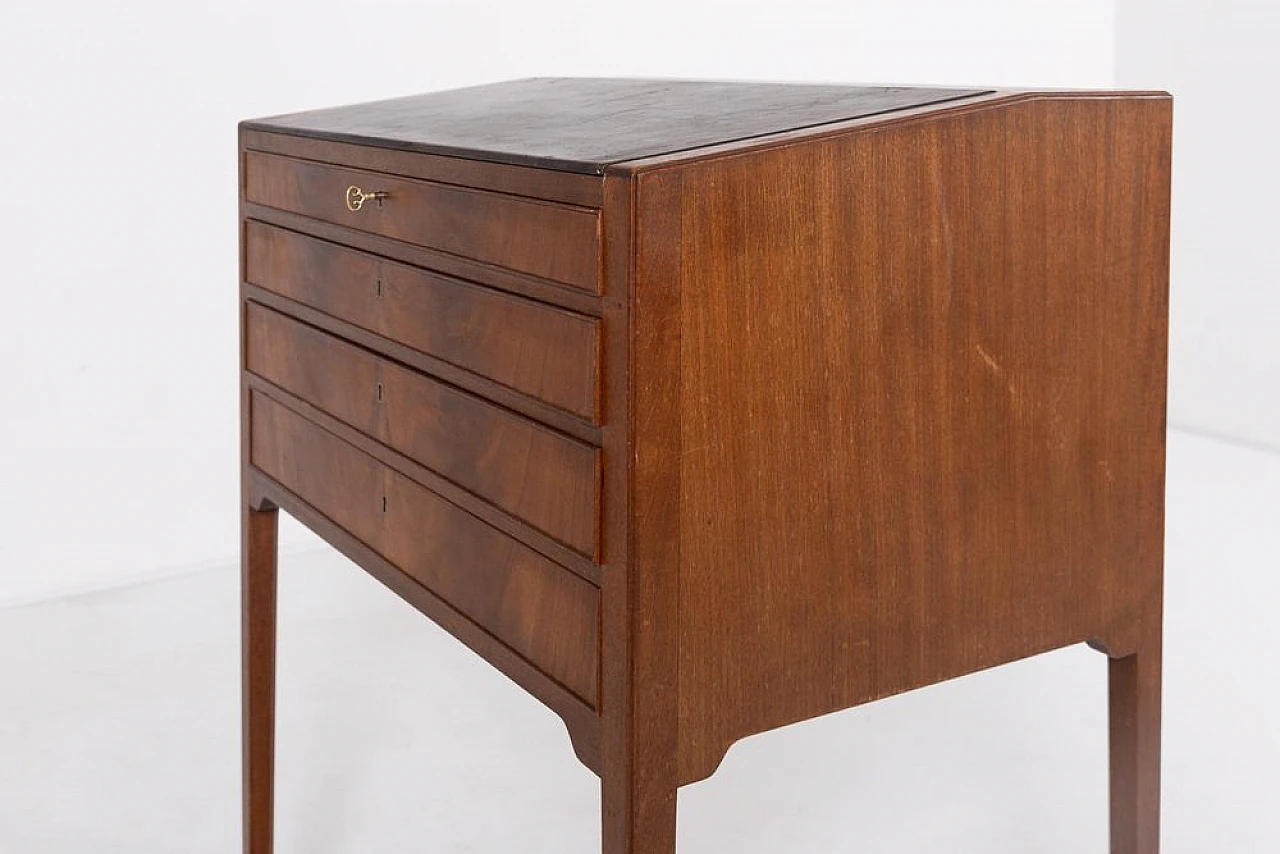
{"left": 1, "top": 429, "right": 1277, "bottom": 853}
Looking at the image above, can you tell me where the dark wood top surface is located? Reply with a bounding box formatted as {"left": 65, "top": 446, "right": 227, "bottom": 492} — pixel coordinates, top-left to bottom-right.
{"left": 243, "top": 78, "right": 992, "bottom": 174}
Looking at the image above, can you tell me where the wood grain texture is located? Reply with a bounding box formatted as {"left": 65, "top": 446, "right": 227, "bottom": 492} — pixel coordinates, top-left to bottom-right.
{"left": 249, "top": 392, "right": 601, "bottom": 706}
{"left": 239, "top": 82, "right": 1173, "bottom": 852}
{"left": 599, "top": 170, "right": 682, "bottom": 854}
{"left": 241, "top": 504, "right": 277, "bottom": 854}
{"left": 245, "top": 222, "right": 601, "bottom": 420}
{"left": 245, "top": 303, "right": 600, "bottom": 556}
{"left": 247, "top": 375, "right": 600, "bottom": 585}
{"left": 244, "top": 151, "right": 601, "bottom": 291}
{"left": 244, "top": 204, "right": 605, "bottom": 316}
{"left": 245, "top": 284, "right": 600, "bottom": 446}
{"left": 648, "top": 93, "right": 1172, "bottom": 784}
{"left": 246, "top": 469, "right": 602, "bottom": 772}
{"left": 241, "top": 128, "right": 604, "bottom": 207}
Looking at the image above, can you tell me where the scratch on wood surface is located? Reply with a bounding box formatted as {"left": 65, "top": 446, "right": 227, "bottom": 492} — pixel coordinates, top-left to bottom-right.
{"left": 975, "top": 343, "right": 1003, "bottom": 375}
{"left": 976, "top": 343, "right": 1017, "bottom": 398}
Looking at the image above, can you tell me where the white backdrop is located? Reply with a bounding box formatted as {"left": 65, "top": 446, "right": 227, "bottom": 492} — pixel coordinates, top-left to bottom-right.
{"left": 0, "top": 1, "right": 1118, "bottom": 605}
{"left": 1117, "top": 1, "right": 1280, "bottom": 452}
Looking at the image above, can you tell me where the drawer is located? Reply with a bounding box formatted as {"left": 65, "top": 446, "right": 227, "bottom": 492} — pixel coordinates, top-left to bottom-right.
{"left": 245, "top": 222, "right": 600, "bottom": 421}
{"left": 250, "top": 392, "right": 600, "bottom": 706}
{"left": 246, "top": 304, "right": 599, "bottom": 557}
{"left": 243, "top": 151, "right": 600, "bottom": 292}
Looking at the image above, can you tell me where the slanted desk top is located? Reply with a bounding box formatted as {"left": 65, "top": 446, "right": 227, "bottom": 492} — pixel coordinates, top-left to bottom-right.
{"left": 243, "top": 77, "right": 992, "bottom": 173}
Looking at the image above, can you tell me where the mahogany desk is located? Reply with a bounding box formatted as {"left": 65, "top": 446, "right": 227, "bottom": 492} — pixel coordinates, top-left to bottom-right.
{"left": 239, "top": 78, "right": 1172, "bottom": 853}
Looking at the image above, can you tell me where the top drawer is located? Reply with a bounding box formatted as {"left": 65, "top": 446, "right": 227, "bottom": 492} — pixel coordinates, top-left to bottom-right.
{"left": 243, "top": 150, "right": 601, "bottom": 292}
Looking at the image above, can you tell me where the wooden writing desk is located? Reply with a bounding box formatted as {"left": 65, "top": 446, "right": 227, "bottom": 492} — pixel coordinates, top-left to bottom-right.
{"left": 239, "top": 78, "right": 1171, "bottom": 853}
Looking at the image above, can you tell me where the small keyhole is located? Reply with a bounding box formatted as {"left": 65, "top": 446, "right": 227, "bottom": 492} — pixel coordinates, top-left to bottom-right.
{"left": 381, "top": 495, "right": 388, "bottom": 514}
{"left": 375, "top": 278, "right": 383, "bottom": 298}
{"left": 376, "top": 382, "right": 384, "bottom": 403}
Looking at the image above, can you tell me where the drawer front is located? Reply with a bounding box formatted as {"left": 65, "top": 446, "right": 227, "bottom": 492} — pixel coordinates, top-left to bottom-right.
{"left": 246, "top": 304, "right": 599, "bottom": 557}
{"left": 245, "top": 222, "right": 599, "bottom": 421}
{"left": 250, "top": 392, "right": 600, "bottom": 706}
{"left": 244, "top": 151, "right": 600, "bottom": 292}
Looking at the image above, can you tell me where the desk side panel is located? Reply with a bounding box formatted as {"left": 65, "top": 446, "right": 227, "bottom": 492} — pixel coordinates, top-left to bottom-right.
{"left": 664, "top": 93, "right": 1172, "bottom": 783}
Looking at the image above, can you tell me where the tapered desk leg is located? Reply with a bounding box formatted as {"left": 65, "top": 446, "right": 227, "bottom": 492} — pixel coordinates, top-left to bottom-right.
{"left": 1107, "top": 609, "right": 1162, "bottom": 854}
{"left": 243, "top": 503, "right": 279, "bottom": 854}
